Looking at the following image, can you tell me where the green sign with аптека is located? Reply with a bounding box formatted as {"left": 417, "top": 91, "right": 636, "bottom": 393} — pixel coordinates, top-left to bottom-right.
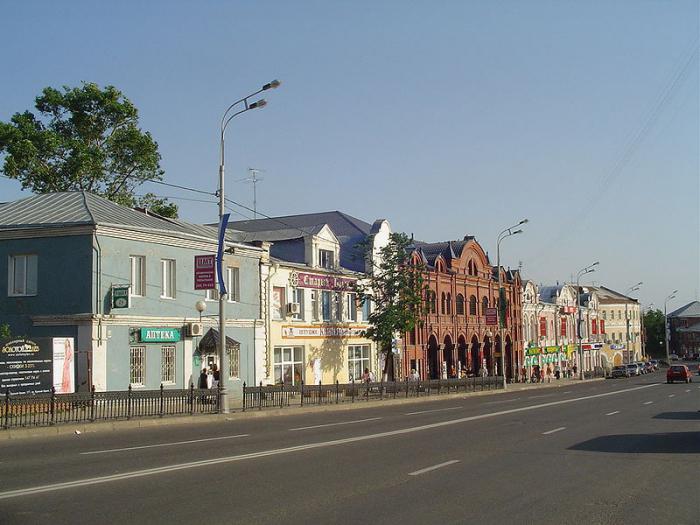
{"left": 140, "top": 328, "right": 181, "bottom": 343}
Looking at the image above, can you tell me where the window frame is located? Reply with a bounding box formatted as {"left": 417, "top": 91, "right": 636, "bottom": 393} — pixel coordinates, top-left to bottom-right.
{"left": 347, "top": 344, "right": 370, "bottom": 381}
{"left": 160, "top": 258, "right": 176, "bottom": 299}
{"left": 227, "top": 266, "right": 240, "bottom": 303}
{"left": 273, "top": 346, "right": 304, "bottom": 385}
{"left": 8, "top": 254, "right": 38, "bottom": 297}
{"left": 272, "top": 286, "right": 286, "bottom": 320}
{"left": 160, "top": 345, "right": 176, "bottom": 384}
{"left": 318, "top": 249, "right": 334, "bottom": 269}
{"left": 226, "top": 343, "right": 240, "bottom": 379}
{"left": 130, "top": 346, "right": 146, "bottom": 387}
{"left": 129, "top": 255, "right": 146, "bottom": 297}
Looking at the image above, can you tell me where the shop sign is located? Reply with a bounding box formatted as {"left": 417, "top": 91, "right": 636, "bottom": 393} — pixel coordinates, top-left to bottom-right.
{"left": 194, "top": 255, "right": 216, "bottom": 290}
{"left": 562, "top": 306, "right": 576, "bottom": 314}
{"left": 289, "top": 271, "right": 355, "bottom": 291}
{"left": 544, "top": 346, "right": 559, "bottom": 354}
{"left": 111, "top": 285, "right": 130, "bottom": 309}
{"left": 485, "top": 308, "right": 498, "bottom": 326}
{"left": 526, "top": 346, "right": 541, "bottom": 356}
{"left": 0, "top": 338, "right": 52, "bottom": 395}
{"left": 610, "top": 344, "right": 626, "bottom": 350}
{"left": 52, "top": 337, "right": 75, "bottom": 394}
{"left": 140, "top": 328, "right": 181, "bottom": 343}
{"left": 281, "top": 325, "right": 368, "bottom": 339}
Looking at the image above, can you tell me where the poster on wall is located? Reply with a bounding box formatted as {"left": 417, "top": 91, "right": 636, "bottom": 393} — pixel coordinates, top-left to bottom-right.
{"left": 52, "top": 337, "right": 75, "bottom": 394}
{"left": 0, "top": 338, "right": 52, "bottom": 395}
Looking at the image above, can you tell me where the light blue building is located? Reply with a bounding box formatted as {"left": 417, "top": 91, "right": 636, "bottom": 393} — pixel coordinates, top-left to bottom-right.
{"left": 0, "top": 192, "right": 266, "bottom": 395}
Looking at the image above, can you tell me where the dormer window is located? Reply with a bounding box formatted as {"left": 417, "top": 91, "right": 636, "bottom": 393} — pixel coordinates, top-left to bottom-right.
{"left": 318, "top": 249, "right": 334, "bottom": 269}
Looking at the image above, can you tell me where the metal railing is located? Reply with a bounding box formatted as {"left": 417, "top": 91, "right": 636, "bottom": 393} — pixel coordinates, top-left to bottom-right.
{"left": 243, "top": 376, "right": 504, "bottom": 411}
{"left": 1, "top": 384, "right": 219, "bottom": 430}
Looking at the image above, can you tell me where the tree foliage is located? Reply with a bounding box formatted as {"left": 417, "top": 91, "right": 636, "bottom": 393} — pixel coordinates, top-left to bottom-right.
{"left": 0, "top": 82, "right": 176, "bottom": 215}
{"left": 135, "top": 192, "right": 179, "bottom": 218}
{"left": 643, "top": 308, "right": 666, "bottom": 357}
{"left": 0, "top": 323, "right": 10, "bottom": 340}
{"left": 354, "top": 233, "right": 426, "bottom": 375}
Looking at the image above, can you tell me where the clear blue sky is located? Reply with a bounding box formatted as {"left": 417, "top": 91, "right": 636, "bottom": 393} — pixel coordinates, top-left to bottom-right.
{"left": 1, "top": 1, "right": 698, "bottom": 310}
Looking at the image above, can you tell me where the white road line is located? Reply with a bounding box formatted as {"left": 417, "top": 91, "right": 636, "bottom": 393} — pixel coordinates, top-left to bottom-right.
{"left": 409, "top": 460, "right": 460, "bottom": 476}
{"left": 80, "top": 434, "right": 249, "bottom": 455}
{"left": 484, "top": 398, "right": 521, "bottom": 405}
{"left": 562, "top": 391, "right": 572, "bottom": 394}
{"left": 685, "top": 389, "right": 691, "bottom": 393}
{"left": 643, "top": 401, "right": 653, "bottom": 405}
{"left": 669, "top": 394, "right": 675, "bottom": 398}
{"left": 527, "top": 394, "right": 554, "bottom": 399}
{"left": 542, "top": 427, "right": 566, "bottom": 435}
{"left": 289, "top": 417, "right": 381, "bottom": 431}
{"left": 404, "top": 406, "right": 463, "bottom": 416}
{"left": 606, "top": 411, "right": 620, "bottom": 416}
{"left": 0, "top": 383, "right": 659, "bottom": 501}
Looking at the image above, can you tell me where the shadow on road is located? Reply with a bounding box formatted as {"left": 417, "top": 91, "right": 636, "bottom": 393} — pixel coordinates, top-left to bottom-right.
{"left": 653, "top": 411, "right": 700, "bottom": 421}
{"left": 569, "top": 432, "right": 700, "bottom": 454}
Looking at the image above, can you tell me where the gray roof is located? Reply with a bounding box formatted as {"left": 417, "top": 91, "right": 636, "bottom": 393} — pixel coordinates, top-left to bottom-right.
{"left": 0, "top": 191, "right": 246, "bottom": 244}
{"left": 412, "top": 238, "right": 475, "bottom": 266}
{"left": 668, "top": 301, "right": 700, "bottom": 319}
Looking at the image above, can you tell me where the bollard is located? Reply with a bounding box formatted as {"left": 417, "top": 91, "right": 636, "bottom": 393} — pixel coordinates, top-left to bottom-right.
{"left": 319, "top": 380, "right": 322, "bottom": 405}
{"left": 50, "top": 386, "right": 56, "bottom": 425}
{"left": 159, "top": 384, "right": 164, "bottom": 418}
{"left": 380, "top": 380, "right": 383, "bottom": 401}
{"left": 259, "top": 381, "right": 263, "bottom": 411}
{"left": 127, "top": 384, "right": 132, "bottom": 419}
{"left": 4, "top": 389, "right": 9, "bottom": 429}
{"left": 242, "top": 382, "right": 246, "bottom": 412}
{"left": 300, "top": 380, "right": 304, "bottom": 407}
{"left": 90, "top": 385, "right": 96, "bottom": 422}
{"left": 405, "top": 377, "right": 409, "bottom": 399}
{"left": 351, "top": 379, "right": 355, "bottom": 403}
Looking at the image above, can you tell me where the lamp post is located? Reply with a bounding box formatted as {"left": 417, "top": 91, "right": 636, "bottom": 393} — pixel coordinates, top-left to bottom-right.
{"left": 624, "top": 282, "right": 643, "bottom": 364}
{"left": 576, "top": 262, "right": 599, "bottom": 380}
{"left": 217, "top": 80, "right": 280, "bottom": 413}
{"left": 496, "top": 219, "right": 528, "bottom": 389}
{"left": 664, "top": 290, "right": 678, "bottom": 364}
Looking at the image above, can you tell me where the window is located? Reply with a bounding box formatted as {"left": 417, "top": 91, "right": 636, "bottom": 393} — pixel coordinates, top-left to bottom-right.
{"left": 441, "top": 292, "right": 446, "bottom": 314}
{"left": 318, "top": 249, "right": 334, "bottom": 269}
{"left": 362, "top": 297, "right": 372, "bottom": 320}
{"left": 273, "top": 346, "right": 303, "bottom": 384}
{"left": 272, "top": 286, "right": 286, "bottom": 320}
{"left": 348, "top": 344, "right": 370, "bottom": 381}
{"left": 539, "top": 317, "right": 547, "bottom": 337}
{"left": 333, "top": 292, "right": 343, "bottom": 321}
{"left": 161, "top": 346, "right": 175, "bottom": 384}
{"left": 591, "top": 319, "right": 598, "bottom": 335}
{"left": 160, "top": 259, "right": 176, "bottom": 299}
{"left": 446, "top": 293, "right": 452, "bottom": 315}
{"left": 600, "top": 320, "right": 606, "bottom": 334}
{"left": 130, "top": 346, "right": 146, "bottom": 386}
{"left": 602, "top": 311, "right": 607, "bottom": 320}
{"left": 456, "top": 294, "right": 465, "bottom": 315}
{"left": 205, "top": 288, "right": 217, "bottom": 301}
{"left": 482, "top": 296, "right": 488, "bottom": 315}
{"left": 561, "top": 317, "right": 567, "bottom": 337}
{"left": 8, "top": 254, "right": 38, "bottom": 296}
{"left": 311, "top": 290, "right": 320, "bottom": 321}
{"left": 469, "top": 295, "right": 477, "bottom": 315}
{"left": 346, "top": 292, "right": 357, "bottom": 321}
{"left": 227, "top": 267, "right": 240, "bottom": 302}
{"left": 618, "top": 311, "right": 622, "bottom": 320}
{"left": 428, "top": 291, "right": 436, "bottom": 314}
{"left": 321, "top": 290, "right": 332, "bottom": 321}
{"left": 130, "top": 255, "right": 145, "bottom": 297}
{"left": 292, "top": 288, "right": 305, "bottom": 320}
{"left": 226, "top": 343, "right": 240, "bottom": 379}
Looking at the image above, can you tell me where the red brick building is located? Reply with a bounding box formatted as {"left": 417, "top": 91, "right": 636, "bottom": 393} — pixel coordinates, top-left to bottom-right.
{"left": 403, "top": 237, "right": 523, "bottom": 381}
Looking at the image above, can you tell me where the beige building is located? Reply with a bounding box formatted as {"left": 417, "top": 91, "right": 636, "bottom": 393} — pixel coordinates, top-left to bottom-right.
{"left": 590, "top": 286, "right": 642, "bottom": 365}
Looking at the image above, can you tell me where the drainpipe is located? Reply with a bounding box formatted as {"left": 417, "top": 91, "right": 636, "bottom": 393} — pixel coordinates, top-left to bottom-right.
{"left": 92, "top": 231, "right": 103, "bottom": 391}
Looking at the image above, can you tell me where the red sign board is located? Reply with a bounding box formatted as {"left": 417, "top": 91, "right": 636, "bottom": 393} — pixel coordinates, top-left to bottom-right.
{"left": 485, "top": 308, "right": 498, "bottom": 326}
{"left": 292, "top": 271, "right": 355, "bottom": 291}
{"left": 194, "top": 255, "right": 216, "bottom": 290}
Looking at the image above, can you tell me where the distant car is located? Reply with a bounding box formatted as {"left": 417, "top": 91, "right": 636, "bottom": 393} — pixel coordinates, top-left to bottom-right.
{"left": 670, "top": 354, "right": 679, "bottom": 361}
{"left": 697, "top": 364, "right": 700, "bottom": 376}
{"left": 667, "top": 365, "right": 692, "bottom": 384}
{"left": 644, "top": 362, "right": 654, "bottom": 373}
{"left": 611, "top": 365, "right": 630, "bottom": 378}
{"left": 626, "top": 364, "right": 640, "bottom": 376}
{"left": 649, "top": 360, "right": 659, "bottom": 370}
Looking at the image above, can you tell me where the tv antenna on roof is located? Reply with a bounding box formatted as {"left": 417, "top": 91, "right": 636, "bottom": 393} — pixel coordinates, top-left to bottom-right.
{"left": 237, "top": 168, "right": 264, "bottom": 219}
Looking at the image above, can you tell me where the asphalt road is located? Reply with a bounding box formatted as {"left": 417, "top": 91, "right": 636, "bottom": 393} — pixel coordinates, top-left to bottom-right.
{"left": 1, "top": 369, "right": 698, "bottom": 525}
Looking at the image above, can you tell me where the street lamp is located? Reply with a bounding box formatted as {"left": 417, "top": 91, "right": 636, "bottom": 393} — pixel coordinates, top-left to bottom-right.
{"left": 217, "top": 79, "right": 281, "bottom": 413}
{"left": 664, "top": 290, "right": 678, "bottom": 365}
{"left": 576, "top": 261, "right": 599, "bottom": 380}
{"left": 624, "top": 282, "right": 643, "bottom": 364}
{"left": 497, "top": 218, "right": 528, "bottom": 389}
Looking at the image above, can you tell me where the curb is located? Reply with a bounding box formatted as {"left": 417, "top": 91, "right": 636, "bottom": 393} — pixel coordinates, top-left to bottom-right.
{"left": 0, "top": 377, "right": 606, "bottom": 441}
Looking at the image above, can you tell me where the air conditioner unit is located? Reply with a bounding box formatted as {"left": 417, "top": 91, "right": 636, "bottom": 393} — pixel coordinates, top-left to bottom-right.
{"left": 287, "top": 303, "right": 300, "bottom": 315}
{"left": 186, "top": 322, "right": 203, "bottom": 337}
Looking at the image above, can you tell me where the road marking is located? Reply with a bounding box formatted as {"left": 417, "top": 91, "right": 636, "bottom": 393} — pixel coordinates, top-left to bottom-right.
{"left": 685, "top": 389, "right": 691, "bottom": 393}
{"left": 669, "top": 394, "right": 675, "bottom": 397}
{"left": 289, "top": 417, "right": 381, "bottom": 431}
{"left": 562, "top": 391, "right": 572, "bottom": 394}
{"left": 606, "top": 411, "right": 620, "bottom": 416}
{"left": 542, "top": 427, "right": 566, "bottom": 435}
{"left": 527, "top": 394, "right": 555, "bottom": 399}
{"left": 643, "top": 401, "right": 653, "bottom": 405}
{"left": 0, "top": 383, "right": 659, "bottom": 501}
{"left": 80, "top": 434, "right": 250, "bottom": 455}
{"left": 404, "top": 406, "right": 463, "bottom": 416}
{"left": 484, "top": 398, "right": 521, "bottom": 405}
{"left": 409, "top": 460, "right": 460, "bottom": 476}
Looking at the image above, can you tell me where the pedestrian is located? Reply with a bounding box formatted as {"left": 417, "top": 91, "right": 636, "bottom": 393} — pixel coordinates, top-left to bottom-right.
{"left": 480, "top": 366, "right": 488, "bottom": 378}
{"left": 211, "top": 364, "right": 220, "bottom": 388}
{"left": 362, "top": 368, "right": 371, "bottom": 383}
{"left": 450, "top": 365, "right": 457, "bottom": 379}
{"left": 555, "top": 364, "right": 561, "bottom": 380}
{"left": 521, "top": 366, "right": 527, "bottom": 383}
{"left": 546, "top": 365, "right": 553, "bottom": 383}
{"left": 573, "top": 364, "right": 578, "bottom": 376}
{"left": 539, "top": 367, "right": 545, "bottom": 383}
{"left": 410, "top": 368, "right": 420, "bottom": 381}
{"left": 199, "top": 368, "right": 209, "bottom": 389}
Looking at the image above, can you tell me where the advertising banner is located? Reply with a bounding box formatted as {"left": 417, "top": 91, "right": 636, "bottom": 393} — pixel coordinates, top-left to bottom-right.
{"left": 52, "top": 337, "right": 75, "bottom": 394}
{"left": 281, "top": 325, "right": 368, "bottom": 339}
{"left": 289, "top": 271, "right": 355, "bottom": 291}
{"left": 485, "top": 308, "right": 498, "bottom": 326}
{"left": 0, "top": 338, "right": 52, "bottom": 395}
{"left": 194, "top": 255, "right": 216, "bottom": 290}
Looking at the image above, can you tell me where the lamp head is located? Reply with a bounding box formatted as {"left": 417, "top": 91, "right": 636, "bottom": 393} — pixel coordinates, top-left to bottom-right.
{"left": 249, "top": 99, "right": 267, "bottom": 109}
{"left": 262, "top": 79, "right": 281, "bottom": 90}
{"left": 195, "top": 300, "right": 207, "bottom": 313}
{"left": 519, "top": 219, "right": 529, "bottom": 225}
{"left": 512, "top": 229, "right": 523, "bottom": 235}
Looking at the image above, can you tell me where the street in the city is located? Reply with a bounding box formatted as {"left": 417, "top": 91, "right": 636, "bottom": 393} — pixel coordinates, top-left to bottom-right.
{"left": 1, "top": 369, "right": 698, "bottom": 525}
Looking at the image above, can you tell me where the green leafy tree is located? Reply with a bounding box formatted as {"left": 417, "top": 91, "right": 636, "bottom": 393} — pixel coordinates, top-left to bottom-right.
{"left": 643, "top": 308, "right": 666, "bottom": 357}
{"left": 135, "top": 192, "right": 179, "bottom": 218}
{"left": 354, "top": 232, "right": 426, "bottom": 380}
{"left": 0, "top": 82, "right": 175, "bottom": 213}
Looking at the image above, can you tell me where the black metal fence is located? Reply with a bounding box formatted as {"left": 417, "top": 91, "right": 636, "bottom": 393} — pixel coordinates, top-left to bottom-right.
{"left": 1, "top": 384, "right": 219, "bottom": 430}
{"left": 242, "top": 376, "right": 504, "bottom": 411}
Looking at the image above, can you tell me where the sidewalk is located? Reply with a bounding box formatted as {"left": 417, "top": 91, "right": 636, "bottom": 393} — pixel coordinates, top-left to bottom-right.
{"left": 0, "top": 377, "right": 605, "bottom": 441}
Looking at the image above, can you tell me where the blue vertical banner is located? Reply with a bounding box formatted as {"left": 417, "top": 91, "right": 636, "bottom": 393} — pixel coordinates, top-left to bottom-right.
{"left": 217, "top": 213, "right": 230, "bottom": 295}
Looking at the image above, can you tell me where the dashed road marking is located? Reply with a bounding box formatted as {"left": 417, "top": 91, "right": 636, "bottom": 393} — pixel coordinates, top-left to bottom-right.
{"left": 81, "top": 434, "right": 250, "bottom": 455}
{"left": 404, "top": 406, "right": 463, "bottom": 416}
{"left": 643, "top": 401, "right": 653, "bottom": 405}
{"left": 409, "top": 460, "right": 460, "bottom": 476}
{"left": 289, "top": 417, "right": 381, "bottom": 431}
{"left": 543, "top": 427, "right": 566, "bottom": 435}
{"left": 606, "top": 411, "right": 620, "bottom": 416}
{"left": 669, "top": 394, "right": 675, "bottom": 398}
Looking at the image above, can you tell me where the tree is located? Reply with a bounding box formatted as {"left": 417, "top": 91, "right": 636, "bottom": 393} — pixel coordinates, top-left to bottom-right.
{"left": 0, "top": 323, "right": 10, "bottom": 339}
{"left": 354, "top": 232, "right": 426, "bottom": 380}
{"left": 0, "top": 82, "right": 176, "bottom": 214}
{"left": 135, "top": 192, "right": 179, "bottom": 219}
{"left": 643, "top": 309, "right": 666, "bottom": 358}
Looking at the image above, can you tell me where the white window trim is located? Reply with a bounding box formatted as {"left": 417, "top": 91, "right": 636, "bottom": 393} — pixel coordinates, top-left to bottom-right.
{"left": 160, "top": 345, "right": 176, "bottom": 384}
{"left": 273, "top": 346, "right": 304, "bottom": 385}
{"left": 130, "top": 346, "right": 146, "bottom": 387}
{"left": 129, "top": 255, "right": 146, "bottom": 298}
{"left": 227, "top": 266, "right": 240, "bottom": 303}
{"left": 160, "top": 259, "right": 176, "bottom": 299}
{"left": 7, "top": 254, "right": 38, "bottom": 297}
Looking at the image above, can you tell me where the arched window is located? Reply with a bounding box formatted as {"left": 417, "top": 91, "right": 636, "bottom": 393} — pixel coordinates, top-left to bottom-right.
{"left": 446, "top": 293, "right": 452, "bottom": 314}
{"left": 430, "top": 291, "right": 436, "bottom": 314}
{"left": 456, "top": 294, "right": 465, "bottom": 315}
{"left": 469, "top": 295, "right": 477, "bottom": 315}
{"left": 482, "top": 296, "right": 489, "bottom": 315}
{"left": 441, "top": 292, "right": 446, "bottom": 314}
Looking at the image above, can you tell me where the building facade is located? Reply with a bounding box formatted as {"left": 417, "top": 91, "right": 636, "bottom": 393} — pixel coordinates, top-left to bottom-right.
{"left": 591, "top": 286, "right": 642, "bottom": 365}
{"left": 668, "top": 301, "right": 700, "bottom": 357}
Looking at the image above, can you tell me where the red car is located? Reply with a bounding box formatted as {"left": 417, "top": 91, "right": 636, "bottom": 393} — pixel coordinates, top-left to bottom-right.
{"left": 667, "top": 365, "right": 692, "bottom": 384}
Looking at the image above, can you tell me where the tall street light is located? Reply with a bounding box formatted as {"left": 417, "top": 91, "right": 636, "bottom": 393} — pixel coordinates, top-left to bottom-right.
{"left": 217, "top": 79, "right": 280, "bottom": 413}
{"left": 497, "top": 218, "right": 528, "bottom": 389}
{"left": 664, "top": 290, "right": 678, "bottom": 364}
{"left": 624, "top": 282, "right": 643, "bottom": 364}
{"left": 576, "top": 262, "right": 599, "bottom": 380}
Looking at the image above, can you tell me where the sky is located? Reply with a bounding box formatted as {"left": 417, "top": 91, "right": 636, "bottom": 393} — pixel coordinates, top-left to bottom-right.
{"left": 1, "top": 0, "right": 698, "bottom": 311}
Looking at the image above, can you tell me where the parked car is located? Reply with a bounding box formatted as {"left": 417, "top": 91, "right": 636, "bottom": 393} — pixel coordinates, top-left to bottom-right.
{"left": 611, "top": 365, "right": 630, "bottom": 378}
{"left": 644, "top": 362, "right": 654, "bottom": 373}
{"left": 670, "top": 354, "right": 679, "bottom": 361}
{"left": 649, "top": 360, "right": 659, "bottom": 370}
{"left": 626, "top": 364, "right": 640, "bottom": 376}
{"left": 637, "top": 362, "right": 649, "bottom": 374}
{"left": 667, "top": 365, "right": 692, "bottom": 384}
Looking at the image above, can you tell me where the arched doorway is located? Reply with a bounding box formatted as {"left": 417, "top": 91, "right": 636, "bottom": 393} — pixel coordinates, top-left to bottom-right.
{"left": 427, "top": 335, "right": 440, "bottom": 380}
{"left": 483, "top": 336, "right": 492, "bottom": 375}
{"left": 470, "top": 335, "right": 480, "bottom": 375}
{"left": 505, "top": 335, "right": 513, "bottom": 381}
{"left": 494, "top": 335, "right": 502, "bottom": 376}
{"left": 457, "top": 335, "right": 468, "bottom": 374}
{"left": 444, "top": 335, "right": 454, "bottom": 378}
